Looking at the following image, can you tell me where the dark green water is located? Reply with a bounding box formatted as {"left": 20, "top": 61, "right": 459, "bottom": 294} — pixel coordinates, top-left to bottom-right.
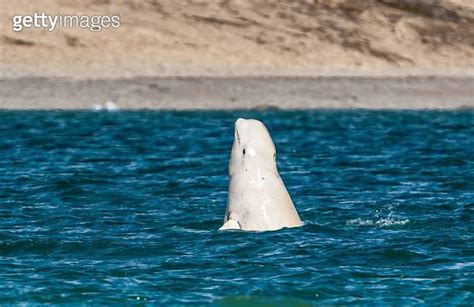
{"left": 0, "top": 110, "right": 472, "bottom": 305}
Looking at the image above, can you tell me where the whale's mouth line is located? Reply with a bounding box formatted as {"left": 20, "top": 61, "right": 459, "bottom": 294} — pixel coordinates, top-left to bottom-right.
{"left": 235, "top": 127, "right": 241, "bottom": 145}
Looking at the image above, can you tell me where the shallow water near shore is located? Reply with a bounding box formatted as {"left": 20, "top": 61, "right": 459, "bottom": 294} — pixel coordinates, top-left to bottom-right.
{"left": 0, "top": 110, "right": 472, "bottom": 305}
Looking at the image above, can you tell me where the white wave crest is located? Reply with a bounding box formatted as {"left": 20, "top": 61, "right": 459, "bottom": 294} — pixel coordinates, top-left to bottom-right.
{"left": 346, "top": 217, "right": 409, "bottom": 227}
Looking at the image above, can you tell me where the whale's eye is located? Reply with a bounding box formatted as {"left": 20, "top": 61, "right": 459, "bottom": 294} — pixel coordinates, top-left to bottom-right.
{"left": 243, "top": 149, "right": 246, "bottom": 155}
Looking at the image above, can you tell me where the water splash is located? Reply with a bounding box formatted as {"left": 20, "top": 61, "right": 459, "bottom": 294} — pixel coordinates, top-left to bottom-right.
{"left": 91, "top": 101, "right": 119, "bottom": 111}
{"left": 346, "top": 204, "right": 409, "bottom": 227}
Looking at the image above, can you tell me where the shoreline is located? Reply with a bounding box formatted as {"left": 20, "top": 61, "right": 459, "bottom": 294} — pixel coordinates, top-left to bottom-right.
{"left": 1, "top": 75, "right": 473, "bottom": 110}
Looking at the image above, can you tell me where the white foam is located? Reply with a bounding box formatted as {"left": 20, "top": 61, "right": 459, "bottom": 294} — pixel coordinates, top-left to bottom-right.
{"left": 346, "top": 217, "right": 409, "bottom": 227}
{"left": 91, "top": 101, "right": 119, "bottom": 111}
{"left": 92, "top": 104, "right": 103, "bottom": 111}
{"left": 375, "top": 218, "right": 410, "bottom": 227}
{"left": 105, "top": 101, "right": 119, "bottom": 111}
{"left": 444, "top": 262, "right": 474, "bottom": 270}
{"left": 346, "top": 218, "right": 374, "bottom": 226}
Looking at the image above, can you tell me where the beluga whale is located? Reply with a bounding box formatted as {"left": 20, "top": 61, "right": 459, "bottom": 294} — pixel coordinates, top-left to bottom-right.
{"left": 220, "top": 118, "right": 303, "bottom": 231}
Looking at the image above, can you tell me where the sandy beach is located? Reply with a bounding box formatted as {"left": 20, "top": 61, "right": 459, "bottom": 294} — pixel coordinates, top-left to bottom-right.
{"left": 1, "top": 75, "right": 473, "bottom": 110}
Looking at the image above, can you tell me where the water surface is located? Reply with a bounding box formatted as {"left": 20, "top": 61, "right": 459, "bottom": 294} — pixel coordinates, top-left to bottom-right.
{"left": 0, "top": 110, "right": 472, "bottom": 304}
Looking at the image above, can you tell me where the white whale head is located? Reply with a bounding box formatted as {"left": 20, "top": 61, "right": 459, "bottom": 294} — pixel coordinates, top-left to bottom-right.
{"left": 230, "top": 118, "right": 277, "bottom": 175}
{"left": 221, "top": 118, "right": 303, "bottom": 231}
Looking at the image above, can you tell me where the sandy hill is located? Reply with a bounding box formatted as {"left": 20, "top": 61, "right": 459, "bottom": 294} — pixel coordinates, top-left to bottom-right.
{"left": 1, "top": 0, "right": 474, "bottom": 78}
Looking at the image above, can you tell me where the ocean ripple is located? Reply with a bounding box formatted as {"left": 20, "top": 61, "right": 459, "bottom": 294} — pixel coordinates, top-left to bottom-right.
{"left": 0, "top": 110, "right": 472, "bottom": 304}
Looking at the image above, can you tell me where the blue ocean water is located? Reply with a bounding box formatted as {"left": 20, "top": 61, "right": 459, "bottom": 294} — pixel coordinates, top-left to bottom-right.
{"left": 0, "top": 110, "right": 472, "bottom": 305}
